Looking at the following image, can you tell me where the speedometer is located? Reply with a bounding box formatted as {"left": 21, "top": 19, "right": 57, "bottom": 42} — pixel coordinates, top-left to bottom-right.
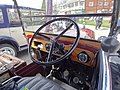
{"left": 78, "top": 52, "right": 88, "bottom": 63}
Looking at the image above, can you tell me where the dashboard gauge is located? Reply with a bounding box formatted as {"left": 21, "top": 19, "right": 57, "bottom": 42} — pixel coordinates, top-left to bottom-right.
{"left": 45, "top": 43, "right": 51, "bottom": 51}
{"left": 63, "top": 69, "right": 69, "bottom": 77}
{"left": 73, "top": 77, "right": 79, "bottom": 84}
{"left": 78, "top": 52, "right": 88, "bottom": 63}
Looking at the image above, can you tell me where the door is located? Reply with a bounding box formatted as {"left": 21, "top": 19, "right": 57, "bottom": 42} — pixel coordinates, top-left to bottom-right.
{"left": 7, "top": 8, "right": 27, "bottom": 47}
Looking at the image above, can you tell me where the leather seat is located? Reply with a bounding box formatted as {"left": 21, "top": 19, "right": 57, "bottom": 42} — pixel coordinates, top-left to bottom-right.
{"left": 16, "top": 76, "right": 65, "bottom": 90}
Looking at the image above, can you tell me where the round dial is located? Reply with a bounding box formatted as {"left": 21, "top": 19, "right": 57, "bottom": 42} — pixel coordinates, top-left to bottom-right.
{"left": 78, "top": 53, "right": 88, "bottom": 63}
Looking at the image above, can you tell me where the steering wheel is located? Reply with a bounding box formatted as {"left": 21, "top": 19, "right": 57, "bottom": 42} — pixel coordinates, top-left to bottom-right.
{"left": 29, "top": 18, "right": 80, "bottom": 65}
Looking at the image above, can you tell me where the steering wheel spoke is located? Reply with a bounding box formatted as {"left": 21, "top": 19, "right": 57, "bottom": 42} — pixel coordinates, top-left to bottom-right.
{"left": 46, "top": 41, "right": 55, "bottom": 62}
{"left": 55, "top": 23, "right": 74, "bottom": 41}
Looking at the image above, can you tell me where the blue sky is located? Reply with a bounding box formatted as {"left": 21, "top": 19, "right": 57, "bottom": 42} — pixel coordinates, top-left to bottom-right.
{"left": 0, "top": 0, "right": 43, "bottom": 9}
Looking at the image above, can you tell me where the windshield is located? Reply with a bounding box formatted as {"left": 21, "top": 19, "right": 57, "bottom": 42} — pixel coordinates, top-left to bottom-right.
{"left": 0, "top": 0, "right": 116, "bottom": 41}
{"left": 22, "top": 0, "right": 114, "bottom": 40}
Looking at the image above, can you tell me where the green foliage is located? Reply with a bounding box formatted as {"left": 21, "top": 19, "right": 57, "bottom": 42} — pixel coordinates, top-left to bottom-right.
{"left": 20, "top": 86, "right": 29, "bottom": 90}
{"left": 24, "top": 87, "right": 29, "bottom": 90}
{"left": 78, "top": 19, "right": 110, "bottom": 28}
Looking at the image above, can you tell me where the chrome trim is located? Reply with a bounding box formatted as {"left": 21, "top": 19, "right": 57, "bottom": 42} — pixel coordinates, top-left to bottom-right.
{"left": 78, "top": 53, "right": 88, "bottom": 63}
{"left": 98, "top": 50, "right": 112, "bottom": 90}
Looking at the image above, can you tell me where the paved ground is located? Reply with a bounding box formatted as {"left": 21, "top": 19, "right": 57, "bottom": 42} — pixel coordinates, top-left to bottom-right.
{"left": 84, "top": 24, "right": 110, "bottom": 39}
{"left": 17, "top": 49, "right": 32, "bottom": 64}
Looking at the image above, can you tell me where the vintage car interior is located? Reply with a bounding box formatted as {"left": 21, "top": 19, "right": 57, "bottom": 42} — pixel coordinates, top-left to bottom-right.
{"left": 0, "top": 0, "right": 120, "bottom": 90}
{"left": 27, "top": 18, "right": 101, "bottom": 90}
{"left": 0, "top": 18, "right": 102, "bottom": 90}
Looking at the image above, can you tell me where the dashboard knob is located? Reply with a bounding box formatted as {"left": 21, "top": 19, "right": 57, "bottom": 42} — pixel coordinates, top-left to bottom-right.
{"left": 73, "top": 77, "right": 79, "bottom": 84}
{"left": 45, "top": 43, "right": 51, "bottom": 51}
{"left": 63, "top": 69, "right": 69, "bottom": 77}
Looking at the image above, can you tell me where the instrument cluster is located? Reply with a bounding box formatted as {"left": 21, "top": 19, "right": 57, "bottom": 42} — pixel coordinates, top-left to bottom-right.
{"left": 33, "top": 34, "right": 101, "bottom": 67}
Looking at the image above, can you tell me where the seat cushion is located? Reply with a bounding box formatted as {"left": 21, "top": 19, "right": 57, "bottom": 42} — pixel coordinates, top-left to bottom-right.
{"left": 17, "top": 76, "right": 65, "bottom": 90}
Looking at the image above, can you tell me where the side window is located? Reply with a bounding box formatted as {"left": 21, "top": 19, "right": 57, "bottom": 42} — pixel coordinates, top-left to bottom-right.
{"left": 21, "top": 9, "right": 45, "bottom": 26}
{"left": 8, "top": 8, "right": 20, "bottom": 26}
{"left": 20, "top": 9, "right": 32, "bottom": 26}
{"left": 31, "top": 10, "right": 45, "bottom": 25}
{"left": 117, "top": 17, "right": 120, "bottom": 27}
{"left": 117, "top": 16, "right": 120, "bottom": 40}
{"left": 117, "top": 10, "right": 120, "bottom": 27}
{"left": 0, "top": 9, "right": 4, "bottom": 23}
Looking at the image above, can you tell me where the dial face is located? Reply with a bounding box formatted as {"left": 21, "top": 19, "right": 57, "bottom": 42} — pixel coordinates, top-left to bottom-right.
{"left": 45, "top": 43, "right": 51, "bottom": 51}
{"left": 78, "top": 53, "right": 88, "bottom": 63}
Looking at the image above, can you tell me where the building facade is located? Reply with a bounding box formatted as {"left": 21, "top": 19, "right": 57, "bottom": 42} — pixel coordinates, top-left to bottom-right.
{"left": 53, "top": 0, "right": 85, "bottom": 15}
{"left": 53, "top": 0, "right": 114, "bottom": 15}
{"left": 85, "top": 0, "right": 114, "bottom": 13}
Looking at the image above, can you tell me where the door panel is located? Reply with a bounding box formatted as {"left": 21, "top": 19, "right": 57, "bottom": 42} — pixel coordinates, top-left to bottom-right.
{"left": 9, "top": 27, "right": 27, "bottom": 46}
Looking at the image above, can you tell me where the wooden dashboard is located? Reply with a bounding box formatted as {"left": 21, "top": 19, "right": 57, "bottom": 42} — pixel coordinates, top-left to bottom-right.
{"left": 27, "top": 32, "right": 101, "bottom": 67}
